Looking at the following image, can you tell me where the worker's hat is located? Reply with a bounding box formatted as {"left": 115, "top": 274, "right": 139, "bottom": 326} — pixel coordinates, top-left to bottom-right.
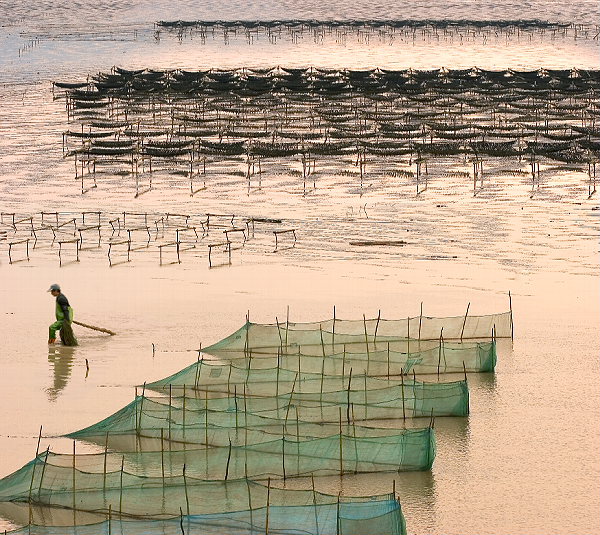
{"left": 48, "top": 284, "right": 61, "bottom": 292}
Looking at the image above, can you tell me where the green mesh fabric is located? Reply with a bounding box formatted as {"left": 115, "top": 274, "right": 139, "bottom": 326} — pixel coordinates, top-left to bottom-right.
{"left": 4, "top": 498, "right": 406, "bottom": 535}
{"left": 69, "top": 377, "right": 467, "bottom": 441}
{"left": 203, "top": 312, "right": 510, "bottom": 354}
{"left": 3, "top": 426, "right": 435, "bottom": 485}
{"left": 149, "top": 341, "right": 496, "bottom": 390}
{"left": 67, "top": 395, "right": 430, "bottom": 451}
{"left": 0, "top": 455, "right": 405, "bottom": 529}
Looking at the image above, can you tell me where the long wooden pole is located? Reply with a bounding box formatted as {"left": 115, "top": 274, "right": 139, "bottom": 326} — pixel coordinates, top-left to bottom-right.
{"left": 72, "top": 320, "right": 116, "bottom": 335}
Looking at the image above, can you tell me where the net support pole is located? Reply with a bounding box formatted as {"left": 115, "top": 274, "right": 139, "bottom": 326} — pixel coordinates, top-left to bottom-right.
{"left": 160, "top": 429, "right": 165, "bottom": 485}
{"left": 374, "top": 309, "right": 381, "bottom": 345}
{"left": 418, "top": 302, "right": 423, "bottom": 341}
{"left": 35, "top": 425, "right": 42, "bottom": 457}
{"left": 225, "top": 439, "right": 232, "bottom": 480}
{"left": 285, "top": 306, "right": 289, "bottom": 348}
{"left": 437, "top": 328, "right": 443, "bottom": 379}
{"left": 346, "top": 367, "right": 353, "bottom": 423}
{"left": 281, "top": 428, "right": 286, "bottom": 480}
{"left": 119, "top": 456, "right": 124, "bottom": 516}
{"left": 276, "top": 316, "right": 283, "bottom": 350}
{"left": 265, "top": 478, "right": 271, "bottom": 535}
{"left": 460, "top": 302, "right": 470, "bottom": 341}
{"left": 363, "top": 314, "right": 370, "bottom": 374}
{"left": 338, "top": 407, "right": 343, "bottom": 477}
{"left": 387, "top": 342, "right": 391, "bottom": 380}
{"left": 38, "top": 447, "right": 49, "bottom": 500}
{"left": 401, "top": 369, "right": 406, "bottom": 421}
{"left": 72, "top": 441, "right": 76, "bottom": 515}
{"left": 137, "top": 382, "right": 146, "bottom": 436}
{"left": 103, "top": 433, "right": 109, "bottom": 493}
{"left": 183, "top": 464, "right": 190, "bottom": 515}
{"left": 509, "top": 291, "right": 514, "bottom": 341}
{"left": 332, "top": 305, "right": 336, "bottom": 349}
{"left": 182, "top": 385, "right": 187, "bottom": 437}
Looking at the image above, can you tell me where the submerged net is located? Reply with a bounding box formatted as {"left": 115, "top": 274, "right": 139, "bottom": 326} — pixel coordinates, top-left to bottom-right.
{"left": 5, "top": 497, "right": 406, "bottom": 535}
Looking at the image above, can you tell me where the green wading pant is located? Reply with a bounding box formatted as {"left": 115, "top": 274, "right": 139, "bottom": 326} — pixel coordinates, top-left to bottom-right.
{"left": 49, "top": 303, "right": 74, "bottom": 339}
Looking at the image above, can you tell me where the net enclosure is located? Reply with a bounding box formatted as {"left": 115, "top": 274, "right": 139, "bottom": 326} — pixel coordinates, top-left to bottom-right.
{"left": 4, "top": 498, "right": 406, "bottom": 535}
{"left": 5, "top": 496, "right": 406, "bottom": 535}
{"left": 0, "top": 455, "right": 406, "bottom": 533}
{"left": 68, "top": 376, "right": 467, "bottom": 441}
{"left": 202, "top": 311, "right": 512, "bottom": 356}
{"left": 150, "top": 340, "right": 497, "bottom": 385}
{"left": 2, "top": 424, "right": 435, "bottom": 484}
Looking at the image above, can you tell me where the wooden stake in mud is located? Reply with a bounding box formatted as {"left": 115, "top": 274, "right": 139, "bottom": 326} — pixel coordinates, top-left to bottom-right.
{"left": 332, "top": 305, "right": 336, "bottom": 349}
{"left": 346, "top": 367, "right": 353, "bottom": 423}
{"left": 363, "top": 314, "right": 370, "bottom": 374}
{"left": 183, "top": 464, "right": 190, "bottom": 515}
{"left": 400, "top": 369, "right": 406, "bottom": 421}
{"left": 265, "top": 478, "right": 271, "bottom": 535}
{"left": 374, "top": 309, "right": 381, "bottom": 344}
{"left": 285, "top": 306, "right": 290, "bottom": 348}
{"left": 460, "top": 302, "right": 470, "bottom": 341}
{"left": 437, "top": 328, "right": 443, "bottom": 378}
{"left": 160, "top": 429, "right": 165, "bottom": 484}
{"left": 338, "top": 407, "right": 344, "bottom": 477}
{"left": 281, "top": 426, "right": 286, "bottom": 480}
{"left": 103, "top": 432, "right": 109, "bottom": 493}
{"left": 38, "top": 447, "right": 49, "bottom": 499}
{"left": 387, "top": 342, "right": 391, "bottom": 379}
{"left": 72, "top": 441, "right": 76, "bottom": 514}
{"left": 182, "top": 385, "right": 187, "bottom": 436}
{"left": 36, "top": 425, "right": 42, "bottom": 457}
{"left": 225, "top": 439, "right": 232, "bottom": 480}
{"left": 119, "top": 456, "right": 124, "bottom": 515}
{"left": 137, "top": 382, "right": 146, "bottom": 436}
{"left": 509, "top": 291, "right": 514, "bottom": 341}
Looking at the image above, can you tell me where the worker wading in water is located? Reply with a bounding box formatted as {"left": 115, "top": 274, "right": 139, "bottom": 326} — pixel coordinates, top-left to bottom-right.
{"left": 48, "top": 284, "right": 74, "bottom": 344}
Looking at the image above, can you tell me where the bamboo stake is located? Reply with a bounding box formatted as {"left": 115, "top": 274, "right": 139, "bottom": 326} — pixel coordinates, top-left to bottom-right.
{"left": 285, "top": 306, "right": 289, "bottom": 348}
{"left": 332, "top": 305, "right": 336, "bottom": 349}
{"left": 460, "top": 302, "right": 470, "bottom": 341}
{"left": 401, "top": 369, "right": 406, "bottom": 421}
{"left": 362, "top": 314, "right": 370, "bottom": 374}
{"left": 387, "top": 342, "right": 390, "bottom": 379}
{"left": 374, "top": 309, "right": 381, "bottom": 345}
{"left": 281, "top": 426, "right": 286, "bottom": 480}
{"left": 265, "top": 478, "right": 271, "bottom": 535}
{"left": 509, "top": 291, "right": 514, "bottom": 341}
{"left": 182, "top": 385, "right": 186, "bottom": 437}
{"left": 72, "top": 441, "right": 76, "bottom": 514}
{"left": 137, "top": 382, "right": 146, "bottom": 436}
{"left": 418, "top": 302, "right": 423, "bottom": 340}
{"left": 119, "top": 456, "right": 124, "bottom": 515}
{"left": 160, "top": 429, "right": 165, "bottom": 484}
{"left": 38, "top": 447, "right": 49, "bottom": 500}
{"left": 35, "top": 425, "right": 42, "bottom": 456}
{"left": 225, "top": 439, "right": 232, "bottom": 480}
{"left": 103, "top": 432, "right": 109, "bottom": 493}
{"left": 338, "top": 407, "right": 343, "bottom": 477}
{"left": 183, "top": 464, "right": 190, "bottom": 515}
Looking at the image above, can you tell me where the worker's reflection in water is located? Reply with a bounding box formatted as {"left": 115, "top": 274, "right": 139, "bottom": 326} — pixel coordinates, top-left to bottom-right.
{"left": 47, "top": 345, "right": 76, "bottom": 401}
